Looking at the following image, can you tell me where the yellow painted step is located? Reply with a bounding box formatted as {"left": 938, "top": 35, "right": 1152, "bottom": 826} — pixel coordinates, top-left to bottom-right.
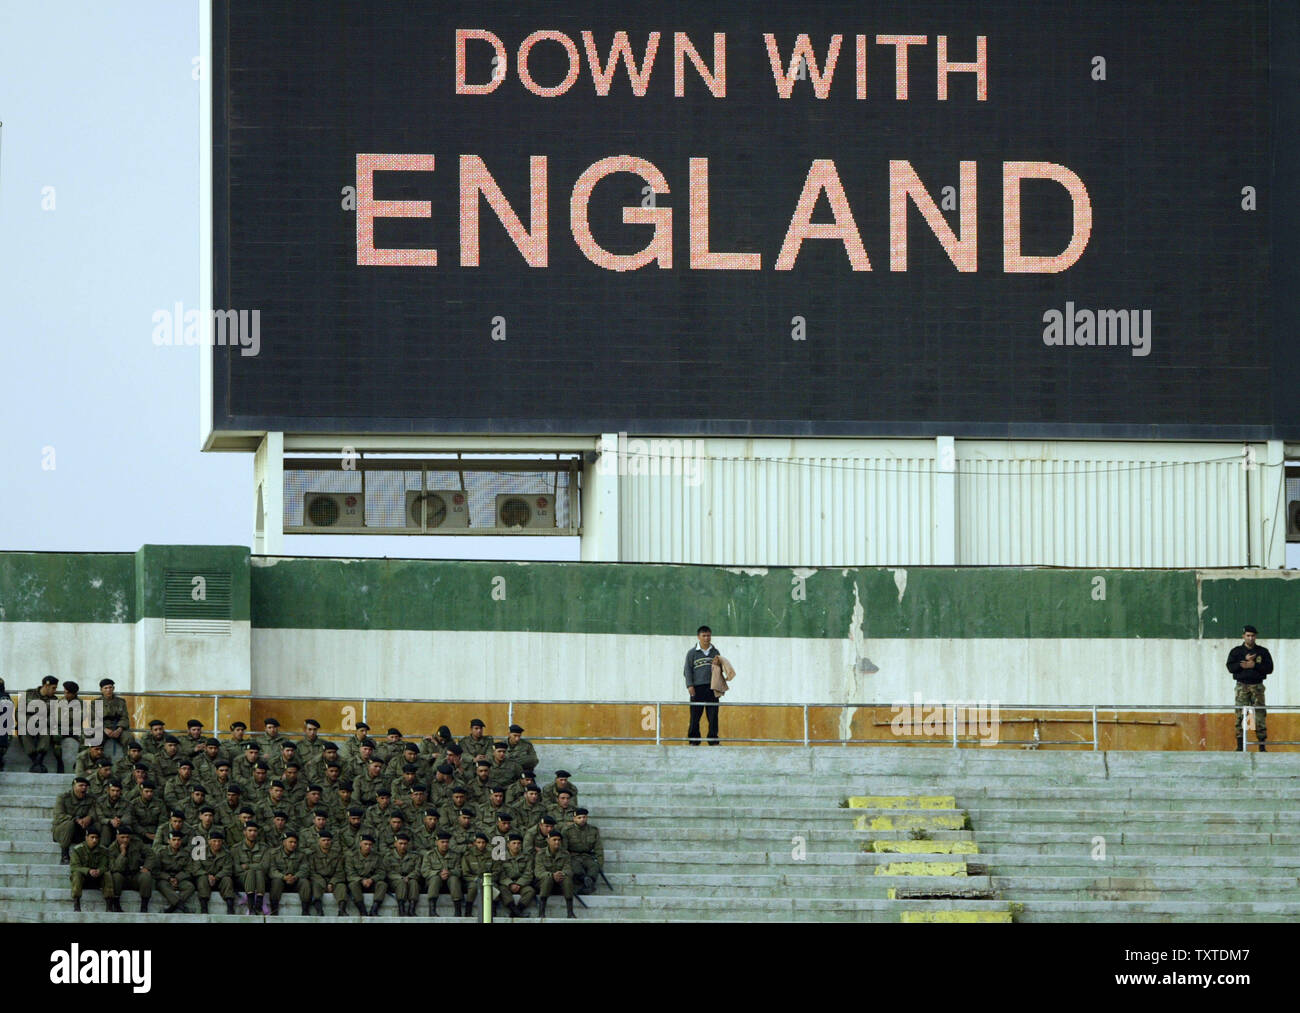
{"left": 900, "top": 910, "right": 1013, "bottom": 924}
{"left": 871, "top": 840, "right": 979, "bottom": 855}
{"left": 875, "top": 861, "right": 967, "bottom": 877}
{"left": 848, "top": 796, "right": 956, "bottom": 810}
{"left": 856, "top": 813, "right": 966, "bottom": 832}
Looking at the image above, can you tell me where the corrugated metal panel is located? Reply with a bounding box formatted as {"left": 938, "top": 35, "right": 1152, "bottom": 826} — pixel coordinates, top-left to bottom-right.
{"left": 955, "top": 443, "right": 1250, "bottom": 566}
{"left": 619, "top": 443, "right": 937, "bottom": 565}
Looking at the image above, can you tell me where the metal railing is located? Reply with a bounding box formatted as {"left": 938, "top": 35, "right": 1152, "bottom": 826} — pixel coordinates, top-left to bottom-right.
{"left": 107, "top": 694, "right": 1298, "bottom": 751}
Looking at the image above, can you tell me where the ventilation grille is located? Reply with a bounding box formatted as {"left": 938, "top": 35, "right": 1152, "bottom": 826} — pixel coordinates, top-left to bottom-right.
{"left": 164, "top": 571, "right": 232, "bottom": 636}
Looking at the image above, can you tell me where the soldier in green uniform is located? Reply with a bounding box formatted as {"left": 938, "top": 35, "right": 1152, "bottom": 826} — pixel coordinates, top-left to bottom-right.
{"left": 339, "top": 722, "right": 371, "bottom": 771}
{"left": 193, "top": 806, "right": 221, "bottom": 848}
{"left": 299, "top": 809, "right": 329, "bottom": 853}
{"left": 467, "top": 760, "right": 495, "bottom": 807}
{"left": 489, "top": 742, "right": 522, "bottom": 789}
{"left": 87, "top": 758, "right": 117, "bottom": 801}
{"left": 319, "top": 761, "right": 344, "bottom": 798}
{"left": 541, "top": 771, "right": 578, "bottom": 807}
{"left": 522, "top": 813, "right": 559, "bottom": 856}
{"left": 255, "top": 780, "right": 293, "bottom": 829}
{"left": 181, "top": 785, "right": 212, "bottom": 826}
{"left": 94, "top": 780, "right": 131, "bottom": 845}
{"left": 444, "top": 744, "right": 469, "bottom": 785}
{"left": 387, "top": 743, "right": 427, "bottom": 784}
{"left": 306, "top": 829, "right": 347, "bottom": 916}
{"left": 215, "top": 785, "right": 244, "bottom": 838}
{"left": 97, "top": 678, "right": 129, "bottom": 764}
{"left": 377, "top": 728, "right": 405, "bottom": 768}
{"left": 459, "top": 719, "right": 494, "bottom": 765}
{"left": 449, "top": 808, "right": 477, "bottom": 858}
{"left": 534, "top": 830, "right": 577, "bottom": 919}
{"left": 114, "top": 741, "right": 152, "bottom": 786}
{"left": 182, "top": 719, "right": 207, "bottom": 760}
{"left": 546, "top": 788, "right": 578, "bottom": 829}
{"left": 196, "top": 828, "right": 238, "bottom": 914}
{"left": 122, "top": 763, "right": 153, "bottom": 805}
{"left": 55, "top": 681, "right": 84, "bottom": 773}
{"left": 363, "top": 787, "right": 396, "bottom": 833}
{"left": 503, "top": 724, "right": 539, "bottom": 774}
{"left": 385, "top": 832, "right": 424, "bottom": 916}
{"left": 422, "top": 724, "right": 454, "bottom": 764}
{"left": 70, "top": 827, "right": 118, "bottom": 912}
{"left": 266, "top": 831, "right": 312, "bottom": 916}
{"left": 375, "top": 811, "right": 408, "bottom": 853}
{"left": 162, "top": 760, "right": 198, "bottom": 811}
{"left": 326, "top": 781, "right": 355, "bottom": 827}
{"left": 205, "top": 759, "right": 237, "bottom": 802}
{"left": 141, "top": 719, "right": 168, "bottom": 760}
{"left": 422, "top": 830, "right": 462, "bottom": 916}
{"left": 128, "top": 782, "right": 165, "bottom": 847}
{"left": 231, "top": 821, "right": 269, "bottom": 915}
{"left": 346, "top": 834, "right": 389, "bottom": 917}
{"left": 153, "top": 735, "right": 183, "bottom": 785}
{"left": 297, "top": 718, "right": 324, "bottom": 773}
{"left": 563, "top": 808, "right": 604, "bottom": 894}
{"left": 195, "top": 738, "right": 225, "bottom": 785}
{"left": 257, "top": 717, "right": 286, "bottom": 756}
{"left": 280, "top": 762, "right": 308, "bottom": 810}
{"left": 73, "top": 742, "right": 108, "bottom": 780}
{"left": 486, "top": 809, "right": 515, "bottom": 848}
{"left": 338, "top": 808, "right": 367, "bottom": 853}
{"left": 243, "top": 761, "right": 272, "bottom": 805}
{"left": 343, "top": 738, "right": 379, "bottom": 783}
{"left": 52, "top": 776, "right": 98, "bottom": 864}
{"left": 20, "top": 676, "right": 58, "bottom": 772}
{"left": 354, "top": 758, "right": 388, "bottom": 809}
{"left": 231, "top": 741, "right": 262, "bottom": 787}
{"left": 152, "top": 810, "right": 191, "bottom": 855}
{"left": 460, "top": 833, "right": 494, "bottom": 919}
{"left": 154, "top": 829, "right": 198, "bottom": 913}
{"left": 107, "top": 825, "right": 153, "bottom": 913}
{"left": 310, "top": 744, "right": 342, "bottom": 788}
{"left": 410, "top": 807, "right": 441, "bottom": 855}
{"left": 506, "top": 770, "right": 538, "bottom": 806}
{"left": 218, "top": 721, "right": 250, "bottom": 766}
{"left": 495, "top": 833, "right": 536, "bottom": 918}
{"left": 511, "top": 785, "right": 547, "bottom": 833}
{"left": 439, "top": 786, "right": 471, "bottom": 829}
{"left": 476, "top": 789, "right": 508, "bottom": 834}
{"left": 267, "top": 740, "right": 298, "bottom": 779}
{"left": 390, "top": 763, "right": 421, "bottom": 806}
{"left": 430, "top": 764, "right": 457, "bottom": 808}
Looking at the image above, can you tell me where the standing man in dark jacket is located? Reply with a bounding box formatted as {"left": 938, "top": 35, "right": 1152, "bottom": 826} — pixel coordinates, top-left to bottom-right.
{"left": 683, "top": 625, "right": 721, "bottom": 745}
{"left": 1227, "top": 624, "right": 1273, "bottom": 751}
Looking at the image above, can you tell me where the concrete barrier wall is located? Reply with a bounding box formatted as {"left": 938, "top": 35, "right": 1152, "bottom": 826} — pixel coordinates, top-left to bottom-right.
{"left": 1, "top": 549, "right": 1296, "bottom": 714}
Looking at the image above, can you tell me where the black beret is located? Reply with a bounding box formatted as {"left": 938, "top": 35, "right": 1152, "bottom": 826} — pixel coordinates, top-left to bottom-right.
{"left": 436, "top": 831, "right": 451, "bottom": 840}
{"left": 326, "top": 762, "right": 342, "bottom": 770}
{"left": 97, "top": 758, "right": 113, "bottom": 768}
{"left": 495, "top": 811, "right": 513, "bottom": 822}
{"left": 557, "top": 788, "right": 573, "bottom": 797}
{"left": 473, "top": 832, "right": 488, "bottom": 841}
{"left": 244, "top": 742, "right": 260, "bottom": 751}
{"left": 163, "top": 735, "right": 180, "bottom": 745}
{"left": 450, "top": 785, "right": 467, "bottom": 795}
{"left": 225, "top": 785, "right": 242, "bottom": 794}
{"left": 360, "top": 738, "right": 377, "bottom": 749}
{"left": 360, "top": 834, "right": 375, "bottom": 843}
{"left": 554, "top": 770, "right": 571, "bottom": 778}
{"left": 356, "top": 721, "right": 370, "bottom": 730}
{"left": 395, "top": 831, "right": 411, "bottom": 841}
{"left": 437, "top": 725, "right": 452, "bottom": 738}
{"left": 412, "top": 783, "right": 428, "bottom": 794}
{"left": 198, "top": 805, "right": 214, "bottom": 814}
{"left": 216, "top": 760, "right": 231, "bottom": 769}
{"left": 283, "top": 831, "right": 299, "bottom": 840}
{"left": 539, "top": 814, "right": 555, "bottom": 825}
{"left": 313, "top": 809, "right": 328, "bottom": 818}
{"left": 127, "top": 741, "right": 143, "bottom": 750}
{"left": 447, "top": 745, "right": 463, "bottom": 755}
{"left": 107, "top": 778, "right": 122, "bottom": 788}
{"left": 525, "top": 785, "right": 541, "bottom": 793}
{"left": 476, "top": 760, "right": 491, "bottom": 768}
{"left": 284, "top": 762, "right": 301, "bottom": 771}
{"left": 73, "top": 776, "right": 90, "bottom": 785}
{"left": 437, "top": 764, "right": 454, "bottom": 775}
{"left": 238, "top": 806, "right": 255, "bottom": 815}
{"left": 1244, "top": 624, "right": 1258, "bottom": 634}
{"left": 206, "top": 738, "right": 221, "bottom": 746}
{"left": 548, "top": 830, "right": 564, "bottom": 840}
{"left": 178, "top": 760, "right": 194, "bottom": 769}
{"left": 141, "top": 780, "right": 156, "bottom": 790}
{"left": 187, "top": 720, "right": 203, "bottom": 728}
{"left": 459, "top": 807, "right": 476, "bottom": 817}
{"left": 322, "top": 742, "right": 338, "bottom": 751}
{"left": 376, "top": 787, "right": 391, "bottom": 797}
{"left": 423, "top": 808, "right": 439, "bottom": 817}
{"left": 254, "top": 761, "right": 269, "bottom": 770}
{"left": 507, "top": 832, "right": 523, "bottom": 841}
{"left": 348, "top": 807, "right": 365, "bottom": 817}
{"left": 339, "top": 780, "right": 354, "bottom": 790}
{"left": 149, "top": 719, "right": 165, "bottom": 728}
{"left": 575, "top": 807, "right": 589, "bottom": 816}
{"left": 508, "top": 724, "right": 524, "bottom": 733}
{"left": 169, "top": 809, "right": 185, "bottom": 818}
{"left": 169, "top": 830, "right": 185, "bottom": 839}
{"left": 319, "top": 830, "right": 333, "bottom": 839}
{"left": 402, "top": 763, "right": 419, "bottom": 773}
{"left": 403, "top": 743, "right": 418, "bottom": 752}
{"left": 272, "top": 811, "right": 287, "bottom": 819}
{"left": 307, "top": 784, "right": 323, "bottom": 793}
{"left": 386, "top": 728, "right": 401, "bottom": 737}
{"left": 41, "top": 676, "right": 59, "bottom": 686}
{"left": 470, "top": 719, "right": 485, "bottom": 728}
{"left": 117, "top": 826, "right": 134, "bottom": 835}
{"left": 270, "top": 780, "right": 285, "bottom": 789}
{"left": 98, "top": 678, "right": 115, "bottom": 688}
{"left": 190, "top": 786, "right": 207, "bottom": 795}
{"left": 305, "top": 719, "right": 320, "bottom": 728}
{"left": 229, "top": 721, "right": 247, "bottom": 730}
{"left": 245, "top": 821, "right": 260, "bottom": 829}
{"left": 63, "top": 681, "right": 79, "bottom": 693}
{"left": 209, "top": 830, "right": 225, "bottom": 840}
{"left": 280, "top": 741, "right": 297, "bottom": 751}
{"left": 264, "top": 718, "right": 280, "bottom": 726}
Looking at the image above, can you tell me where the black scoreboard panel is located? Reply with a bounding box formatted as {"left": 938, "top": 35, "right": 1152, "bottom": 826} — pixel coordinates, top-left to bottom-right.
{"left": 212, "top": 0, "right": 1297, "bottom": 439}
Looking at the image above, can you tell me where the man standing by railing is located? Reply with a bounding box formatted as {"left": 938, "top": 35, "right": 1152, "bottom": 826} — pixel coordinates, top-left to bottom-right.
{"left": 684, "top": 625, "right": 721, "bottom": 746}
{"left": 1227, "top": 624, "right": 1273, "bottom": 752}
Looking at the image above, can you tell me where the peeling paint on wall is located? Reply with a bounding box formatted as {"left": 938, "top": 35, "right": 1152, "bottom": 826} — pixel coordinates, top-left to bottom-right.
{"left": 892, "top": 568, "right": 908, "bottom": 603}
{"left": 840, "top": 581, "right": 866, "bottom": 741}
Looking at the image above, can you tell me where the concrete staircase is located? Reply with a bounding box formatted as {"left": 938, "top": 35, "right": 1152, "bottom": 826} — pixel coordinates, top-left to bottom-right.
{"left": 2, "top": 746, "right": 1298, "bottom": 923}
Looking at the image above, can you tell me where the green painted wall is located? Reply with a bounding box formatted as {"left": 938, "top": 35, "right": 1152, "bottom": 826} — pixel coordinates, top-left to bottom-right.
{"left": 2, "top": 548, "right": 1297, "bottom": 641}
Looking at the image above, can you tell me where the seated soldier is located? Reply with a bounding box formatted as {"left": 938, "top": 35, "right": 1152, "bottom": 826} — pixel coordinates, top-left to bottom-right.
{"left": 87, "top": 758, "right": 116, "bottom": 799}
{"left": 467, "top": 760, "right": 495, "bottom": 806}
{"left": 122, "top": 759, "right": 154, "bottom": 804}
{"left": 438, "top": 786, "right": 470, "bottom": 829}
{"left": 494, "top": 832, "right": 536, "bottom": 919}
{"left": 534, "top": 829, "right": 577, "bottom": 919}
{"left": 346, "top": 834, "right": 389, "bottom": 917}
{"left": 183, "top": 719, "right": 207, "bottom": 760}
{"left": 542, "top": 770, "right": 579, "bottom": 807}
{"left": 506, "top": 769, "right": 539, "bottom": 806}
{"left": 266, "top": 830, "right": 312, "bottom": 916}
{"left": 154, "top": 829, "right": 198, "bottom": 914}
{"left": 503, "top": 724, "right": 539, "bottom": 774}
{"left": 268, "top": 740, "right": 298, "bottom": 779}
{"left": 523, "top": 814, "right": 558, "bottom": 856}
{"left": 337, "top": 807, "right": 366, "bottom": 853}
{"left": 107, "top": 825, "right": 153, "bottom": 913}
{"left": 460, "top": 832, "right": 494, "bottom": 919}
{"left": 363, "top": 787, "right": 397, "bottom": 834}
{"left": 563, "top": 808, "right": 604, "bottom": 895}
{"left": 153, "top": 736, "right": 183, "bottom": 784}
{"left": 299, "top": 809, "right": 330, "bottom": 853}
{"left": 489, "top": 741, "right": 522, "bottom": 788}
{"left": 421, "top": 830, "right": 462, "bottom": 917}
{"left": 94, "top": 779, "right": 131, "bottom": 846}
{"left": 73, "top": 741, "right": 107, "bottom": 780}
{"left": 307, "top": 829, "right": 347, "bottom": 916}
{"left": 340, "top": 721, "right": 372, "bottom": 771}
{"left": 230, "top": 820, "right": 269, "bottom": 915}
{"left": 449, "top": 807, "right": 477, "bottom": 857}
{"left": 52, "top": 776, "right": 97, "bottom": 864}
{"left": 195, "top": 828, "right": 237, "bottom": 914}
{"left": 458, "top": 719, "right": 494, "bottom": 765}
{"left": 141, "top": 719, "right": 168, "bottom": 760}
{"left": 152, "top": 810, "right": 191, "bottom": 855}
{"left": 510, "top": 783, "right": 547, "bottom": 833}
{"left": 548, "top": 788, "right": 579, "bottom": 828}
{"left": 230, "top": 741, "right": 262, "bottom": 787}
{"left": 297, "top": 719, "right": 325, "bottom": 775}
{"left": 386, "top": 831, "right": 424, "bottom": 917}
{"left": 70, "top": 827, "right": 118, "bottom": 913}
{"left": 128, "top": 781, "right": 165, "bottom": 846}
{"left": 162, "top": 759, "right": 200, "bottom": 812}
{"left": 218, "top": 721, "right": 249, "bottom": 766}
{"left": 411, "top": 807, "right": 441, "bottom": 856}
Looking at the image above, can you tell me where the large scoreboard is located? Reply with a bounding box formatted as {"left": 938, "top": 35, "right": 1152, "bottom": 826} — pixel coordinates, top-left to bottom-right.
{"left": 208, "top": 0, "right": 1299, "bottom": 439}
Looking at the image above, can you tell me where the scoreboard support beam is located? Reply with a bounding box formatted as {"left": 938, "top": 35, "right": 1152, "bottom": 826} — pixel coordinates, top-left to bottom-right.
{"left": 934, "top": 436, "right": 957, "bottom": 566}
{"left": 253, "top": 432, "right": 285, "bottom": 555}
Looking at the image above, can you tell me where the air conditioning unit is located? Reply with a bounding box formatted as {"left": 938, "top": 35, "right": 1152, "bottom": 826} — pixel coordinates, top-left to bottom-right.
{"left": 495, "top": 493, "right": 555, "bottom": 529}
{"left": 1288, "top": 499, "right": 1300, "bottom": 542}
{"left": 406, "top": 490, "right": 470, "bottom": 529}
{"left": 303, "top": 492, "right": 365, "bottom": 528}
